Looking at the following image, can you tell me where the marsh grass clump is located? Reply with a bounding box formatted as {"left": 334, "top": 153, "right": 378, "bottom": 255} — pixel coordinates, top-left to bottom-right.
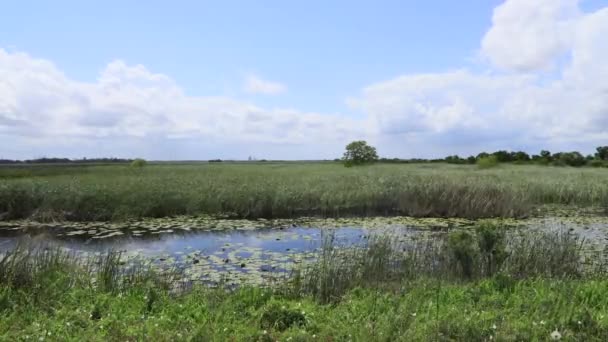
{"left": 476, "top": 223, "right": 507, "bottom": 276}
{"left": 447, "top": 230, "right": 477, "bottom": 279}
{"left": 505, "top": 229, "right": 586, "bottom": 278}
{"left": 288, "top": 226, "right": 602, "bottom": 303}
{"left": 260, "top": 301, "right": 307, "bottom": 331}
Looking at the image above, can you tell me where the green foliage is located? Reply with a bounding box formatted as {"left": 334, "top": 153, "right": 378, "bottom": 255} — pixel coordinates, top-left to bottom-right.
{"left": 342, "top": 140, "right": 378, "bottom": 167}
{"left": 477, "top": 155, "right": 499, "bottom": 169}
{"left": 589, "top": 159, "right": 606, "bottom": 168}
{"left": 130, "top": 158, "right": 147, "bottom": 168}
{"left": 596, "top": 146, "right": 608, "bottom": 160}
{"left": 476, "top": 223, "right": 507, "bottom": 276}
{"left": 447, "top": 231, "right": 477, "bottom": 278}
{"left": 552, "top": 152, "right": 586, "bottom": 167}
{"left": 260, "top": 302, "right": 307, "bottom": 331}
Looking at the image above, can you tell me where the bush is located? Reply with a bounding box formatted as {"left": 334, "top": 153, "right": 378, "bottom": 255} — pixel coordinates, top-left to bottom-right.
{"left": 260, "top": 302, "right": 307, "bottom": 331}
{"left": 476, "top": 223, "right": 507, "bottom": 276}
{"left": 130, "top": 158, "right": 147, "bottom": 168}
{"left": 589, "top": 159, "right": 605, "bottom": 168}
{"left": 447, "top": 231, "right": 477, "bottom": 279}
{"left": 553, "top": 152, "right": 586, "bottom": 167}
{"left": 476, "top": 156, "right": 498, "bottom": 169}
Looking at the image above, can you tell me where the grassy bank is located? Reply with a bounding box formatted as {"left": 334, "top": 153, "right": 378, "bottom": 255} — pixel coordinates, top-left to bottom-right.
{"left": 1, "top": 162, "right": 608, "bottom": 221}
{"left": 1, "top": 228, "right": 607, "bottom": 340}
{"left": 3, "top": 278, "right": 608, "bottom": 341}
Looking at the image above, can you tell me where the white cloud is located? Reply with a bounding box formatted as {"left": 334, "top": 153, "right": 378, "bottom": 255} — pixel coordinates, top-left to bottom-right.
{"left": 243, "top": 74, "right": 287, "bottom": 95}
{"left": 1, "top": 0, "right": 608, "bottom": 159}
{"left": 0, "top": 50, "right": 362, "bottom": 159}
{"left": 481, "top": 0, "right": 580, "bottom": 72}
{"left": 348, "top": 0, "right": 608, "bottom": 156}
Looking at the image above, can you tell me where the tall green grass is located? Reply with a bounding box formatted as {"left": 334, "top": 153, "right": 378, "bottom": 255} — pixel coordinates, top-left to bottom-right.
{"left": 1, "top": 163, "right": 608, "bottom": 221}
{"left": 287, "top": 227, "right": 603, "bottom": 304}
{"left": 1, "top": 228, "right": 607, "bottom": 340}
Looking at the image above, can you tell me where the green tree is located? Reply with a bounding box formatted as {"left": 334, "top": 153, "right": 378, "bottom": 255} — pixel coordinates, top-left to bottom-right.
{"left": 476, "top": 152, "right": 490, "bottom": 160}
{"left": 554, "top": 152, "right": 586, "bottom": 167}
{"left": 596, "top": 146, "right": 608, "bottom": 160}
{"left": 540, "top": 150, "right": 551, "bottom": 159}
{"left": 342, "top": 141, "right": 378, "bottom": 167}
{"left": 492, "top": 150, "right": 512, "bottom": 162}
{"left": 512, "top": 151, "right": 530, "bottom": 162}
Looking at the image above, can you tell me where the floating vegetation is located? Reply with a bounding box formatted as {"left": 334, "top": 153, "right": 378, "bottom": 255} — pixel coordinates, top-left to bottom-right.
{"left": 2, "top": 213, "right": 608, "bottom": 287}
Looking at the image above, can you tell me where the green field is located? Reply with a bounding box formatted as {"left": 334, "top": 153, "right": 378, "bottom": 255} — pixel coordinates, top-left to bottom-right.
{"left": 1, "top": 162, "right": 607, "bottom": 221}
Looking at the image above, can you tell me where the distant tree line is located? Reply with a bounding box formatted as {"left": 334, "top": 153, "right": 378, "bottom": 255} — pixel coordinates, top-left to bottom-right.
{"left": 376, "top": 146, "right": 608, "bottom": 167}
{"left": 0, "top": 157, "right": 134, "bottom": 165}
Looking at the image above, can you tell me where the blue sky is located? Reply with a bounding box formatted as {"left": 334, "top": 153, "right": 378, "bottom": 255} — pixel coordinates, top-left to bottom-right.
{"left": 2, "top": 1, "right": 501, "bottom": 111}
{"left": 1, "top": 0, "right": 608, "bottom": 160}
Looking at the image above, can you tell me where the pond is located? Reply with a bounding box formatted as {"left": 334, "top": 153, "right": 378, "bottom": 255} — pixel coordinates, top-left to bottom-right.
{"left": 1, "top": 215, "right": 608, "bottom": 286}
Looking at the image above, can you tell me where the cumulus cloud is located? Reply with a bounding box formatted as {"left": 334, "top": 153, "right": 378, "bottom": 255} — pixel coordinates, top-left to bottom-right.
{"left": 243, "top": 74, "right": 287, "bottom": 95}
{"left": 0, "top": 50, "right": 362, "bottom": 158}
{"left": 1, "top": 0, "right": 608, "bottom": 159}
{"left": 349, "top": 0, "right": 608, "bottom": 156}
{"left": 481, "top": 0, "right": 581, "bottom": 71}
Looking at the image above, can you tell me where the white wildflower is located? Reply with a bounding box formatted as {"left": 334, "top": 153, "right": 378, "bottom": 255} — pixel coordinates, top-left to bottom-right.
{"left": 492, "top": 324, "right": 497, "bottom": 330}
{"left": 551, "top": 329, "right": 562, "bottom": 340}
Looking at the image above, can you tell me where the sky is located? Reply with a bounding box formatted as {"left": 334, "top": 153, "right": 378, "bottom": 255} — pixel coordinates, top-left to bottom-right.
{"left": 1, "top": 0, "right": 607, "bottom": 160}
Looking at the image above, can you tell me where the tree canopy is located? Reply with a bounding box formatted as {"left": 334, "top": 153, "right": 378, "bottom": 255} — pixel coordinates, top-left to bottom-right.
{"left": 342, "top": 141, "right": 378, "bottom": 167}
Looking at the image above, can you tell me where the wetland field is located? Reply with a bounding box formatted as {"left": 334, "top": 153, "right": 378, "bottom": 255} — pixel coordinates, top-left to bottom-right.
{"left": 1, "top": 162, "right": 608, "bottom": 341}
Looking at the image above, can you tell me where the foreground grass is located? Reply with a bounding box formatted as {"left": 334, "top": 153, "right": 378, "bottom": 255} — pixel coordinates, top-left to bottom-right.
{"left": 1, "top": 162, "right": 608, "bottom": 221}
{"left": 3, "top": 279, "right": 608, "bottom": 341}
{"left": 1, "top": 227, "right": 607, "bottom": 340}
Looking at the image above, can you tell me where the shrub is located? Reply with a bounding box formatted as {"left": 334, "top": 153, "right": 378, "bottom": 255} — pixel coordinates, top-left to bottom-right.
{"left": 589, "top": 159, "right": 605, "bottom": 168}
{"left": 476, "top": 156, "right": 499, "bottom": 169}
{"left": 553, "top": 152, "right": 586, "bottom": 167}
{"left": 476, "top": 223, "right": 507, "bottom": 276}
{"left": 447, "top": 231, "right": 477, "bottom": 279}
{"left": 260, "top": 302, "right": 307, "bottom": 331}
{"left": 130, "top": 158, "right": 147, "bottom": 168}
